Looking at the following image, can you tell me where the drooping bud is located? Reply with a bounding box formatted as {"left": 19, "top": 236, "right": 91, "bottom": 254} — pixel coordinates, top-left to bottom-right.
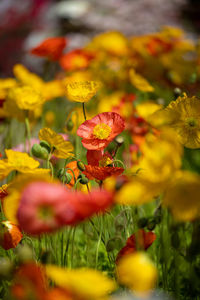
{"left": 77, "top": 161, "right": 85, "bottom": 171}
{"left": 39, "top": 140, "right": 51, "bottom": 153}
{"left": 78, "top": 174, "right": 89, "bottom": 184}
{"left": 137, "top": 217, "right": 148, "bottom": 229}
{"left": 66, "top": 119, "right": 74, "bottom": 131}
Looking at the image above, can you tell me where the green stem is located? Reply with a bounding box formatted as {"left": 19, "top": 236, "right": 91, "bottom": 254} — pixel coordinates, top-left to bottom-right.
{"left": 95, "top": 215, "right": 103, "bottom": 269}
{"left": 82, "top": 103, "right": 87, "bottom": 121}
{"left": 25, "top": 117, "right": 31, "bottom": 154}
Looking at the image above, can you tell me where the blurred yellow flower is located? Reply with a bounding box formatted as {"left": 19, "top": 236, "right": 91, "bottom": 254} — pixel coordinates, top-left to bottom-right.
{"left": 13, "top": 64, "right": 44, "bottom": 92}
{"left": 7, "top": 86, "right": 44, "bottom": 111}
{"left": 0, "top": 150, "right": 49, "bottom": 180}
{"left": 66, "top": 81, "right": 101, "bottom": 103}
{"left": 46, "top": 265, "right": 116, "bottom": 299}
{"left": 129, "top": 69, "right": 154, "bottom": 92}
{"left": 163, "top": 171, "right": 200, "bottom": 221}
{"left": 116, "top": 252, "right": 157, "bottom": 294}
{"left": 39, "top": 127, "right": 74, "bottom": 159}
{"left": 136, "top": 101, "right": 163, "bottom": 121}
{"left": 42, "top": 80, "right": 65, "bottom": 101}
{"left": 44, "top": 111, "right": 55, "bottom": 127}
{"left": 0, "top": 78, "right": 18, "bottom": 99}
{"left": 87, "top": 31, "right": 129, "bottom": 56}
{"left": 165, "top": 93, "right": 200, "bottom": 149}
{"left": 116, "top": 129, "right": 182, "bottom": 205}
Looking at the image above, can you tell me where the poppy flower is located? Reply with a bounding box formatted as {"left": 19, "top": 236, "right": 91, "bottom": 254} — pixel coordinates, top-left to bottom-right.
{"left": 17, "top": 182, "right": 77, "bottom": 235}
{"left": 39, "top": 128, "right": 74, "bottom": 159}
{"left": 66, "top": 81, "right": 101, "bottom": 103}
{"left": 116, "top": 229, "right": 156, "bottom": 263}
{"left": 11, "top": 263, "right": 47, "bottom": 300}
{"left": 66, "top": 189, "right": 114, "bottom": 225}
{"left": 45, "top": 264, "right": 116, "bottom": 300}
{"left": 116, "top": 252, "right": 157, "bottom": 294}
{"left": 83, "top": 150, "right": 124, "bottom": 181}
{"left": 77, "top": 112, "right": 125, "bottom": 150}
{"left": 0, "top": 221, "right": 22, "bottom": 250}
{"left": 30, "top": 37, "right": 67, "bottom": 61}
{"left": 59, "top": 49, "right": 94, "bottom": 71}
{"left": 65, "top": 161, "right": 79, "bottom": 189}
{"left": 0, "top": 150, "right": 49, "bottom": 181}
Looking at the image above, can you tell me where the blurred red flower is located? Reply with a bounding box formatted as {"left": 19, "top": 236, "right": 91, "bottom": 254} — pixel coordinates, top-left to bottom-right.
{"left": 30, "top": 37, "right": 67, "bottom": 61}
{"left": 116, "top": 229, "right": 156, "bottom": 263}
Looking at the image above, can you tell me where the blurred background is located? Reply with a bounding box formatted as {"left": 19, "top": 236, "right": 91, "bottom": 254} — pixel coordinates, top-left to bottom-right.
{"left": 0, "top": 0, "right": 199, "bottom": 76}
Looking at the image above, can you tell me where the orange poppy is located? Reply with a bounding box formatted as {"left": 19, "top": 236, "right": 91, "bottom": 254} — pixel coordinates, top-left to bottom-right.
{"left": 65, "top": 161, "right": 79, "bottom": 189}
{"left": 59, "top": 49, "right": 94, "bottom": 71}
{"left": 0, "top": 221, "right": 22, "bottom": 250}
{"left": 30, "top": 37, "right": 67, "bottom": 61}
{"left": 11, "top": 263, "right": 47, "bottom": 300}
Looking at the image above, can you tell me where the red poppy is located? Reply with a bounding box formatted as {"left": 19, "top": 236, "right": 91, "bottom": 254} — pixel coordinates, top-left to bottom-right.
{"left": 116, "top": 229, "right": 156, "bottom": 263}
{"left": 77, "top": 112, "right": 125, "bottom": 150}
{"left": 67, "top": 189, "right": 114, "bottom": 224}
{"left": 17, "top": 182, "right": 77, "bottom": 235}
{"left": 59, "top": 49, "right": 94, "bottom": 71}
{"left": 30, "top": 37, "right": 67, "bottom": 61}
{"left": 0, "top": 221, "right": 22, "bottom": 250}
{"left": 83, "top": 150, "right": 124, "bottom": 181}
{"left": 146, "top": 37, "right": 173, "bottom": 57}
{"left": 11, "top": 263, "right": 47, "bottom": 300}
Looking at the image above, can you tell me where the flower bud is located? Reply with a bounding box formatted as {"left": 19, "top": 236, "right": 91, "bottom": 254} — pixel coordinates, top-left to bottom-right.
{"left": 57, "top": 168, "right": 66, "bottom": 178}
{"left": 115, "top": 136, "right": 124, "bottom": 146}
{"left": 77, "top": 161, "right": 85, "bottom": 171}
{"left": 147, "top": 218, "right": 156, "bottom": 231}
{"left": 16, "top": 244, "right": 34, "bottom": 263}
{"left": 65, "top": 173, "right": 72, "bottom": 184}
{"left": 137, "top": 217, "right": 148, "bottom": 228}
{"left": 31, "top": 143, "right": 43, "bottom": 158}
{"left": 174, "top": 87, "right": 181, "bottom": 98}
{"left": 78, "top": 174, "right": 89, "bottom": 184}
{"left": 66, "top": 119, "right": 74, "bottom": 131}
{"left": 0, "top": 258, "right": 13, "bottom": 279}
{"left": 40, "top": 140, "right": 51, "bottom": 153}
{"left": 31, "top": 143, "right": 49, "bottom": 160}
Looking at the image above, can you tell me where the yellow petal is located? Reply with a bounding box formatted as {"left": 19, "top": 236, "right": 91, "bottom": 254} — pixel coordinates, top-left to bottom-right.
{"left": 46, "top": 265, "right": 116, "bottom": 299}
{"left": 6, "top": 149, "right": 40, "bottom": 170}
{"left": 117, "top": 252, "right": 157, "bottom": 294}
{"left": 129, "top": 69, "right": 154, "bottom": 92}
{"left": 39, "top": 128, "right": 74, "bottom": 159}
{"left": 3, "top": 191, "right": 20, "bottom": 224}
{"left": 66, "top": 81, "right": 101, "bottom": 103}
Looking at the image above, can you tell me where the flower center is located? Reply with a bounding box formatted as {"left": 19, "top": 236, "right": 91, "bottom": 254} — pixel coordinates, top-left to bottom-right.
{"left": 99, "top": 156, "right": 113, "bottom": 167}
{"left": 93, "top": 123, "right": 111, "bottom": 139}
{"left": 38, "top": 205, "right": 54, "bottom": 220}
{"left": 186, "top": 117, "right": 198, "bottom": 128}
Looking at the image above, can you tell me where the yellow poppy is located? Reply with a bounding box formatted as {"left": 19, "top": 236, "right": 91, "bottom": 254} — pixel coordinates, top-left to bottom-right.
{"left": 7, "top": 86, "right": 44, "bottom": 111}
{"left": 39, "top": 127, "right": 74, "bottom": 159}
{"left": 163, "top": 171, "right": 200, "bottom": 221}
{"left": 116, "top": 252, "right": 157, "bottom": 294}
{"left": 65, "top": 81, "right": 101, "bottom": 103}
{"left": 129, "top": 69, "right": 154, "bottom": 92}
{"left": 46, "top": 265, "right": 116, "bottom": 299}
{"left": 165, "top": 93, "right": 200, "bottom": 149}
{"left": 0, "top": 150, "right": 49, "bottom": 180}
